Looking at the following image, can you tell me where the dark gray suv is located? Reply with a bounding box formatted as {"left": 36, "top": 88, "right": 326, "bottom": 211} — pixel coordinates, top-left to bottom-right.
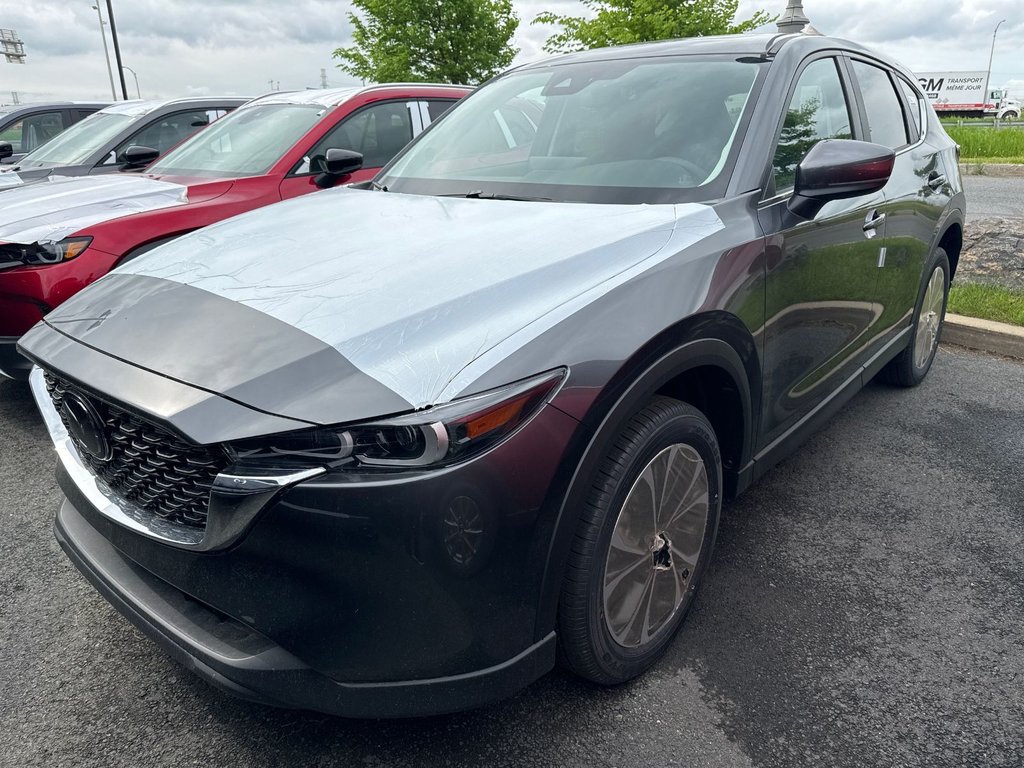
{"left": 23, "top": 31, "right": 964, "bottom": 717}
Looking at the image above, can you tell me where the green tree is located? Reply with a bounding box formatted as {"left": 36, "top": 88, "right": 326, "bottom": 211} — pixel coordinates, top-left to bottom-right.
{"left": 534, "top": 0, "right": 775, "bottom": 54}
{"left": 333, "top": 0, "right": 519, "bottom": 85}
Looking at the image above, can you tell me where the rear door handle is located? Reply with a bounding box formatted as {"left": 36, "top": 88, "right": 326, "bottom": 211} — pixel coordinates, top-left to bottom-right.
{"left": 863, "top": 210, "right": 886, "bottom": 237}
{"left": 927, "top": 172, "right": 946, "bottom": 190}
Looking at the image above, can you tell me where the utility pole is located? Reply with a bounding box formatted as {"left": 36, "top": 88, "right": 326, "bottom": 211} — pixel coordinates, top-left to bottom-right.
{"left": 91, "top": 4, "right": 118, "bottom": 100}
{"left": 776, "top": 0, "right": 809, "bottom": 33}
{"left": 982, "top": 19, "right": 1006, "bottom": 110}
{"left": 105, "top": 0, "right": 129, "bottom": 100}
{"left": 320, "top": 68, "right": 328, "bottom": 88}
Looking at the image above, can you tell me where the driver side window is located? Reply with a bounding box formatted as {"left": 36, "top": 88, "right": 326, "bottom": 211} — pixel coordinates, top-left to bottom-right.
{"left": 104, "top": 110, "right": 217, "bottom": 165}
{"left": 300, "top": 102, "right": 414, "bottom": 173}
{"left": 772, "top": 58, "right": 853, "bottom": 193}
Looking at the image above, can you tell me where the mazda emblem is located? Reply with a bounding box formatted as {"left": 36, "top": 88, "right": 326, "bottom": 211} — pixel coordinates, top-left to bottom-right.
{"left": 61, "top": 391, "right": 112, "bottom": 462}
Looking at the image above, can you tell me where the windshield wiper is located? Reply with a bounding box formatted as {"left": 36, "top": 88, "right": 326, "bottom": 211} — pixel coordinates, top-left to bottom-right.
{"left": 438, "top": 190, "right": 553, "bottom": 202}
{"left": 370, "top": 180, "right": 389, "bottom": 192}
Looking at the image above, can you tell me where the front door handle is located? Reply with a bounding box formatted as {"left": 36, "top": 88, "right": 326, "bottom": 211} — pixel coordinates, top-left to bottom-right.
{"left": 927, "top": 172, "right": 946, "bottom": 190}
{"left": 863, "top": 210, "right": 886, "bottom": 238}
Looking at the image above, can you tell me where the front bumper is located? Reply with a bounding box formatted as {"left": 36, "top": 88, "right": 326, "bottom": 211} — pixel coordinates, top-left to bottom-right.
{"left": 29, "top": 350, "right": 582, "bottom": 716}
{"left": 55, "top": 495, "right": 556, "bottom": 717}
{"left": 0, "top": 336, "right": 31, "bottom": 380}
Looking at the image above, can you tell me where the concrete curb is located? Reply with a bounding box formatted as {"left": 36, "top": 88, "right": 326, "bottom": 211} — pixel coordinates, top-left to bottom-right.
{"left": 958, "top": 163, "right": 1024, "bottom": 177}
{"left": 942, "top": 313, "right": 1024, "bottom": 361}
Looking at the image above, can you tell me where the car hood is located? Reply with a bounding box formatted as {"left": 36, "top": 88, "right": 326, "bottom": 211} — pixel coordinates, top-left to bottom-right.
{"left": 36, "top": 188, "right": 724, "bottom": 426}
{"left": 0, "top": 174, "right": 227, "bottom": 245}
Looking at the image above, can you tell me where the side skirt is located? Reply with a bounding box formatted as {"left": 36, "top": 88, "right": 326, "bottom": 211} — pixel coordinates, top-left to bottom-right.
{"left": 741, "top": 326, "right": 912, "bottom": 489}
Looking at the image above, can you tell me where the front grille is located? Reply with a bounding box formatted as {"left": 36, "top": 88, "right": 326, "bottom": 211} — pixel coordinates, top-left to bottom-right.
{"left": 44, "top": 372, "right": 228, "bottom": 529}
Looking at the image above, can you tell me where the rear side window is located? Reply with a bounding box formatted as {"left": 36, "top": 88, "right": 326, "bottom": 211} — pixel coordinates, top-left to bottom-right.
{"left": 851, "top": 61, "right": 909, "bottom": 149}
{"left": 426, "top": 99, "right": 458, "bottom": 123}
{"left": 772, "top": 58, "right": 853, "bottom": 192}
{"left": 897, "top": 77, "right": 923, "bottom": 137}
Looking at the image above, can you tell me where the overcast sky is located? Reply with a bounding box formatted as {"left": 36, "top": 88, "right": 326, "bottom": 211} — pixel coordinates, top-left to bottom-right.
{"left": 1, "top": 0, "right": 1022, "bottom": 104}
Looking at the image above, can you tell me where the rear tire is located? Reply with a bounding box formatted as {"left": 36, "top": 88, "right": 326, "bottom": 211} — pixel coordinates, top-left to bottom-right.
{"left": 879, "top": 248, "right": 950, "bottom": 387}
{"left": 558, "top": 396, "right": 722, "bottom": 685}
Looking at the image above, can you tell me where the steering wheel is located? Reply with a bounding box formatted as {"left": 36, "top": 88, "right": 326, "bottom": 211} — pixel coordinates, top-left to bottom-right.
{"left": 654, "top": 156, "right": 709, "bottom": 186}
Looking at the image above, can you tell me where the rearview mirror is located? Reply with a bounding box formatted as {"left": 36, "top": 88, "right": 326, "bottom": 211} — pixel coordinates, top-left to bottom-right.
{"left": 788, "top": 139, "right": 895, "bottom": 219}
{"left": 0, "top": 142, "right": 13, "bottom": 160}
{"left": 121, "top": 145, "right": 161, "bottom": 170}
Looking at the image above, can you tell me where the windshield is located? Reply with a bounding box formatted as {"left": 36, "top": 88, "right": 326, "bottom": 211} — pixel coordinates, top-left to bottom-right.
{"left": 18, "top": 112, "right": 133, "bottom": 167}
{"left": 380, "top": 57, "right": 762, "bottom": 204}
{"left": 148, "top": 103, "right": 326, "bottom": 179}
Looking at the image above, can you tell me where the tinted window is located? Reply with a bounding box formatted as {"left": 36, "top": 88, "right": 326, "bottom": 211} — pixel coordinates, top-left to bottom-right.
{"left": 898, "top": 77, "right": 923, "bottom": 136}
{"left": 309, "top": 101, "right": 414, "bottom": 169}
{"left": 110, "top": 109, "right": 225, "bottom": 163}
{"left": 852, "top": 61, "right": 909, "bottom": 149}
{"left": 0, "top": 110, "right": 66, "bottom": 153}
{"left": 426, "top": 99, "right": 458, "bottom": 123}
{"left": 772, "top": 58, "right": 853, "bottom": 192}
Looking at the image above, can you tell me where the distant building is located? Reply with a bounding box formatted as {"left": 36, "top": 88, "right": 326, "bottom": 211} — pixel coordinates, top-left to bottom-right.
{"left": 1, "top": 29, "right": 26, "bottom": 64}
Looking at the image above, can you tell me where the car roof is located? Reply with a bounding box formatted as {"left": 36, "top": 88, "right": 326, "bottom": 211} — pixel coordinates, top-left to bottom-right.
{"left": 97, "top": 97, "right": 248, "bottom": 117}
{"left": 0, "top": 101, "right": 110, "bottom": 115}
{"left": 242, "top": 84, "right": 471, "bottom": 109}
{"left": 515, "top": 31, "right": 890, "bottom": 69}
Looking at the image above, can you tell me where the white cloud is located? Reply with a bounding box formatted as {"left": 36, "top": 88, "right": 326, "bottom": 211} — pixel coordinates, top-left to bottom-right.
{"left": 1, "top": 0, "right": 1022, "bottom": 103}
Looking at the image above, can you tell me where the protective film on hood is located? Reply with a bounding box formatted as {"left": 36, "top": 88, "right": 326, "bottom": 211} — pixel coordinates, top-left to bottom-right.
{"left": 119, "top": 189, "right": 723, "bottom": 409}
{"left": 0, "top": 170, "right": 24, "bottom": 188}
{"left": 0, "top": 174, "right": 188, "bottom": 245}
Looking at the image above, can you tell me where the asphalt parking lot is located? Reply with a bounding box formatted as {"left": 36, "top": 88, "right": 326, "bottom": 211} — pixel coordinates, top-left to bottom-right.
{"left": 1, "top": 346, "right": 1022, "bottom": 768}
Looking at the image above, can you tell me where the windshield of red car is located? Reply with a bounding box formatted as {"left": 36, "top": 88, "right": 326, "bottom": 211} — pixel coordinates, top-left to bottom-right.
{"left": 380, "top": 56, "right": 763, "bottom": 204}
{"left": 147, "top": 103, "right": 326, "bottom": 179}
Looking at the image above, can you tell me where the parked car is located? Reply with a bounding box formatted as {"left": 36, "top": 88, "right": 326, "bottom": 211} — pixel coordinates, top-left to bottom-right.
{"left": 0, "top": 85, "right": 469, "bottom": 379}
{"left": 23, "top": 32, "right": 964, "bottom": 717}
{"left": 0, "top": 97, "right": 245, "bottom": 186}
{"left": 0, "top": 102, "right": 109, "bottom": 164}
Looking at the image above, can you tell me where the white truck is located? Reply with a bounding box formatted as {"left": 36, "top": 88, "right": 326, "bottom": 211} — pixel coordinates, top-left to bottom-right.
{"left": 916, "top": 71, "right": 1021, "bottom": 119}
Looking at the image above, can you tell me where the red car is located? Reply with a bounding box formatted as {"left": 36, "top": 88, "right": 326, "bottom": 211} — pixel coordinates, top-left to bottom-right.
{"left": 0, "top": 84, "right": 470, "bottom": 378}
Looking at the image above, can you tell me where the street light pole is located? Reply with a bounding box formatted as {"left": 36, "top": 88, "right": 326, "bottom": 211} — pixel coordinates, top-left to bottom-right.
{"left": 982, "top": 19, "right": 1006, "bottom": 111}
{"left": 121, "top": 64, "right": 140, "bottom": 98}
{"left": 105, "top": 0, "right": 129, "bottom": 101}
{"left": 91, "top": 4, "right": 117, "bottom": 100}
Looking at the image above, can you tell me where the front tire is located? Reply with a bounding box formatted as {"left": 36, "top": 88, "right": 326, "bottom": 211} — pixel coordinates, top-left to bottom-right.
{"left": 879, "top": 248, "right": 950, "bottom": 387}
{"left": 558, "top": 397, "right": 722, "bottom": 685}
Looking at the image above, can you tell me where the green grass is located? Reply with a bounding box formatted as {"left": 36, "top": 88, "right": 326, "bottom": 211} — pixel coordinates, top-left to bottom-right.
{"left": 948, "top": 283, "right": 1024, "bottom": 327}
{"left": 946, "top": 126, "right": 1024, "bottom": 163}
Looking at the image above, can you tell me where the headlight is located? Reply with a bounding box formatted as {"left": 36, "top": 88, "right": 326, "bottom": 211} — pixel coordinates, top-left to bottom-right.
{"left": 227, "top": 368, "right": 567, "bottom": 471}
{"left": 0, "top": 236, "right": 92, "bottom": 267}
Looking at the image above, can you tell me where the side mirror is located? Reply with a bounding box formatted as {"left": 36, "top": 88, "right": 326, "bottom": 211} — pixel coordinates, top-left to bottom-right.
{"left": 0, "top": 142, "right": 13, "bottom": 160}
{"left": 314, "top": 148, "right": 363, "bottom": 189}
{"left": 788, "top": 139, "right": 895, "bottom": 219}
{"left": 121, "top": 145, "right": 161, "bottom": 170}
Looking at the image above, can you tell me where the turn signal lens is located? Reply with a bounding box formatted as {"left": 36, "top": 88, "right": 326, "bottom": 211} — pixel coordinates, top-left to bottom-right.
{"left": 229, "top": 368, "right": 567, "bottom": 471}
{"left": 55, "top": 237, "right": 92, "bottom": 261}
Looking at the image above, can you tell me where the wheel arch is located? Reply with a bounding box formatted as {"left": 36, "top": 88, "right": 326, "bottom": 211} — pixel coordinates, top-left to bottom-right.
{"left": 115, "top": 231, "right": 194, "bottom": 267}
{"left": 932, "top": 213, "right": 964, "bottom": 281}
{"left": 534, "top": 311, "right": 760, "bottom": 642}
